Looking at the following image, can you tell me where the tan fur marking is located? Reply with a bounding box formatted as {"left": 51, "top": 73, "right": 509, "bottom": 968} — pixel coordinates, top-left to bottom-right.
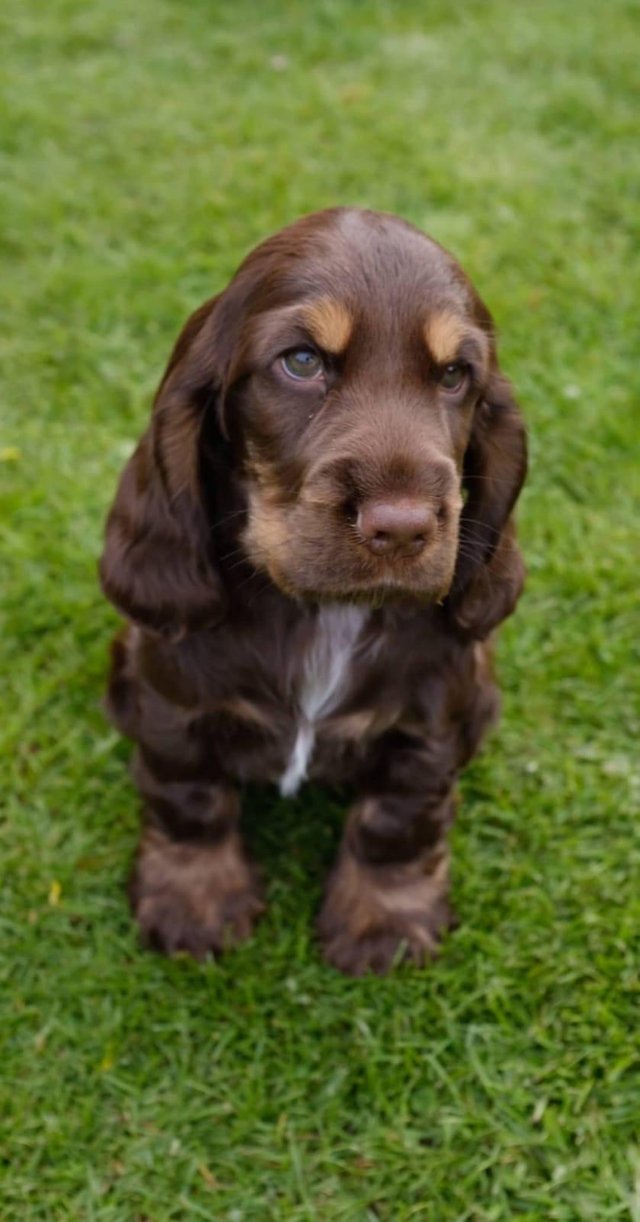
{"left": 328, "top": 843, "right": 449, "bottom": 935}
{"left": 318, "top": 823, "right": 452, "bottom": 973}
{"left": 244, "top": 445, "right": 285, "bottom": 499}
{"left": 473, "top": 640, "right": 494, "bottom": 682}
{"left": 133, "top": 828, "right": 264, "bottom": 954}
{"left": 216, "top": 697, "right": 273, "bottom": 729}
{"left": 139, "top": 829, "right": 248, "bottom": 899}
{"left": 303, "top": 298, "right": 353, "bottom": 354}
{"left": 242, "top": 487, "right": 293, "bottom": 588}
{"left": 321, "top": 706, "right": 400, "bottom": 741}
{"left": 424, "top": 311, "right": 466, "bottom": 364}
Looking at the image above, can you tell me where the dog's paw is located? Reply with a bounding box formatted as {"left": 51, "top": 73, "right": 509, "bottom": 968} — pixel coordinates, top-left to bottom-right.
{"left": 130, "top": 829, "right": 264, "bottom": 958}
{"left": 317, "top": 849, "right": 454, "bottom": 976}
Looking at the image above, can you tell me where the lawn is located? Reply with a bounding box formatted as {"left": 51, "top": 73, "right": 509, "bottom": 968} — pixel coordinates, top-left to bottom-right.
{"left": 1, "top": 0, "right": 639, "bottom": 1217}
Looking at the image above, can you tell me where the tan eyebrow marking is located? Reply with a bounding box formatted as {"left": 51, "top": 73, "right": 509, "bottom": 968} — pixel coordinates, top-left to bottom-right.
{"left": 302, "top": 299, "right": 353, "bottom": 354}
{"left": 424, "top": 312, "right": 467, "bottom": 364}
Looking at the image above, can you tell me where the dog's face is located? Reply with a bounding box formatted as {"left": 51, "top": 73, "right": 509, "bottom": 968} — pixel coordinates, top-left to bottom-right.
{"left": 222, "top": 211, "right": 492, "bottom": 602}
{"left": 101, "top": 209, "right": 526, "bottom": 637}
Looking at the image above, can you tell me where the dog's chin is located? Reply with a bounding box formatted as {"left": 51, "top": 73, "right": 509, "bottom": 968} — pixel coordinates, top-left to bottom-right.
{"left": 315, "top": 587, "right": 444, "bottom": 610}
{"left": 266, "top": 567, "right": 454, "bottom": 609}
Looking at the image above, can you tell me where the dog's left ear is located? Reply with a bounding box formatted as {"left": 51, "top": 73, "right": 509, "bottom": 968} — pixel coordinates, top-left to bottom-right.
{"left": 447, "top": 367, "right": 527, "bottom": 639}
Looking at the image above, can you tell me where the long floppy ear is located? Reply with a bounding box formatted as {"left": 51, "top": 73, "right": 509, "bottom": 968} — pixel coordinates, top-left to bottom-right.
{"left": 447, "top": 368, "right": 527, "bottom": 639}
{"left": 100, "top": 297, "right": 228, "bottom": 637}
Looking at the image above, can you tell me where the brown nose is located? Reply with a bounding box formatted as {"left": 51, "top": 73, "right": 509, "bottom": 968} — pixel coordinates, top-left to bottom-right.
{"left": 357, "top": 498, "right": 437, "bottom": 557}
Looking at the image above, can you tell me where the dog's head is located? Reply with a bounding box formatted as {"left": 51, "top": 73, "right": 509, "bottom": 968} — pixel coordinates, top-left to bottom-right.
{"left": 101, "top": 209, "right": 526, "bottom": 638}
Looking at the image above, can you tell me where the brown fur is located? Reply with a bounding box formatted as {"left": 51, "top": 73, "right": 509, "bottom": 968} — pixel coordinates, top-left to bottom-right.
{"left": 318, "top": 829, "right": 453, "bottom": 975}
{"left": 131, "top": 828, "right": 264, "bottom": 957}
{"left": 100, "top": 208, "right": 527, "bottom": 975}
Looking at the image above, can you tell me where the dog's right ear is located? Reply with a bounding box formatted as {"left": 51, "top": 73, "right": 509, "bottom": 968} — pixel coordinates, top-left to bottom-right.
{"left": 100, "top": 296, "right": 230, "bottom": 638}
{"left": 447, "top": 362, "right": 527, "bottom": 640}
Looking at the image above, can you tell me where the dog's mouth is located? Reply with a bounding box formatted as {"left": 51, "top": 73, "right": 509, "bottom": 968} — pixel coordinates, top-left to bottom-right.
{"left": 240, "top": 484, "right": 460, "bottom": 606}
{"left": 263, "top": 555, "right": 457, "bottom": 607}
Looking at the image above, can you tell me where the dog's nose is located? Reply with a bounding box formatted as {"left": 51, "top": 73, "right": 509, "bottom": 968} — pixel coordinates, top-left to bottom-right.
{"left": 357, "top": 498, "right": 437, "bottom": 557}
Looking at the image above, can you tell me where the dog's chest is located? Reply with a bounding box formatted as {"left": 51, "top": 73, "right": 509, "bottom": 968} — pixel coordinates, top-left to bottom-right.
{"left": 279, "top": 605, "right": 367, "bottom": 796}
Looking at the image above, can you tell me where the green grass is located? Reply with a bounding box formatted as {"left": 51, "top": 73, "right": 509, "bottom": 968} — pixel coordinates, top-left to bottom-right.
{"left": 1, "top": 0, "right": 639, "bottom": 1217}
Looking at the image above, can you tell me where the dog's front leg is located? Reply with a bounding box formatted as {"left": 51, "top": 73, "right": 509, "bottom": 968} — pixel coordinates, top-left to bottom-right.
{"left": 129, "top": 751, "right": 264, "bottom": 958}
{"left": 318, "top": 734, "right": 458, "bottom": 975}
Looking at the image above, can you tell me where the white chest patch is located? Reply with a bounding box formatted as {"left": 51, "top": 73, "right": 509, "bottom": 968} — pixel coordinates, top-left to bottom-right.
{"left": 279, "top": 605, "right": 368, "bottom": 797}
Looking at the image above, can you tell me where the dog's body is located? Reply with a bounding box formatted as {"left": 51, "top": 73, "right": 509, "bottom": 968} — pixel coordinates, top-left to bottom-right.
{"left": 101, "top": 208, "right": 526, "bottom": 974}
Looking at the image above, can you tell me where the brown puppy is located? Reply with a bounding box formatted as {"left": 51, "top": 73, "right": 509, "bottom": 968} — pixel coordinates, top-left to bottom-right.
{"left": 100, "top": 208, "right": 526, "bottom": 975}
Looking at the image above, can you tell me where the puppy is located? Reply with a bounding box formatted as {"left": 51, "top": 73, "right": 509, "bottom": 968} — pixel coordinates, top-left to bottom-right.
{"left": 100, "top": 208, "right": 526, "bottom": 974}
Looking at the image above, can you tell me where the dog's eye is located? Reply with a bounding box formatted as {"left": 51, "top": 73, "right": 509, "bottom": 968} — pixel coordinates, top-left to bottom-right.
{"left": 439, "top": 363, "right": 467, "bottom": 391}
{"left": 281, "top": 349, "right": 324, "bottom": 381}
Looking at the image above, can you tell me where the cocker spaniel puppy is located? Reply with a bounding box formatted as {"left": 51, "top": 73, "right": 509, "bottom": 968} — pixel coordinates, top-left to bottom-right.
{"left": 100, "top": 208, "right": 526, "bottom": 975}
